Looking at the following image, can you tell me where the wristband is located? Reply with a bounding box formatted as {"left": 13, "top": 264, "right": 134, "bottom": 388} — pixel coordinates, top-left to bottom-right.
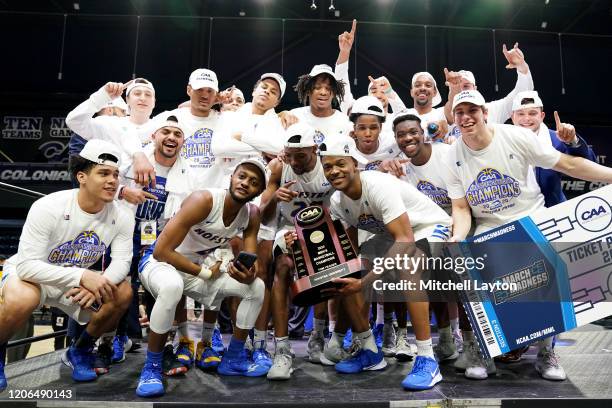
{"left": 198, "top": 265, "right": 212, "bottom": 280}
{"left": 565, "top": 137, "right": 581, "bottom": 148}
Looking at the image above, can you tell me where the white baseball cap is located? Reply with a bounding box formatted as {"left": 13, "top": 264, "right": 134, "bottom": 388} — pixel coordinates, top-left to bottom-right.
{"left": 284, "top": 123, "right": 317, "bottom": 148}
{"left": 411, "top": 72, "right": 442, "bottom": 107}
{"left": 231, "top": 88, "right": 245, "bottom": 100}
{"left": 189, "top": 68, "right": 219, "bottom": 91}
{"left": 79, "top": 139, "right": 121, "bottom": 168}
{"left": 153, "top": 115, "right": 185, "bottom": 135}
{"left": 458, "top": 70, "right": 476, "bottom": 86}
{"left": 107, "top": 97, "right": 128, "bottom": 112}
{"left": 126, "top": 78, "right": 155, "bottom": 96}
{"left": 308, "top": 64, "right": 338, "bottom": 80}
{"left": 350, "top": 95, "right": 385, "bottom": 118}
{"left": 318, "top": 134, "right": 368, "bottom": 165}
{"left": 235, "top": 157, "right": 269, "bottom": 186}
{"left": 512, "top": 90, "right": 544, "bottom": 112}
{"left": 260, "top": 73, "right": 287, "bottom": 98}
{"left": 452, "top": 90, "right": 487, "bottom": 111}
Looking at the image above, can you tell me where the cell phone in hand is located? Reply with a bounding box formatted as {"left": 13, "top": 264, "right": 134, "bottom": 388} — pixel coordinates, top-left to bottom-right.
{"left": 89, "top": 302, "right": 101, "bottom": 312}
{"left": 234, "top": 251, "right": 257, "bottom": 270}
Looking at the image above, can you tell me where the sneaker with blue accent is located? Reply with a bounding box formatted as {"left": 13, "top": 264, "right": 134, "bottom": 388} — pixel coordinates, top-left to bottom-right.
{"left": 111, "top": 335, "right": 130, "bottom": 363}
{"left": 335, "top": 347, "right": 387, "bottom": 374}
{"left": 62, "top": 346, "right": 97, "bottom": 382}
{"left": 136, "top": 360, "right": 164, "bottom": 398}
{"left": 162, "top": 345, "right": 188, "bottom": 376}
{"left": 175, "top": 337, "right": 195, "bottom": 367}
{"left": 218, "top": 349, "right": 269, "bottom": 377}
{"left": 252, "top": 340, "right": 273, "bottom": 369}
{"left": 195, "top": 341, "right": 221, "bottom": 371}
{"left": 342, "top": 329, "right": 353, "bottom": 350}
{"left": 0, "top": 344, "right": 7, "bottom": 392}
{"left": 373, "top": 324, "right": 384, "bottom": 348}
{"left": 212, "top": 327, "right": 226, "bottom": 354}
{"left": 401, "top": 355, "right": 443, "bottom": 390}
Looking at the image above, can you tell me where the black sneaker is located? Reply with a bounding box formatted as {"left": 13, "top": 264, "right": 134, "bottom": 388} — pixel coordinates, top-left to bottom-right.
{"left": 93, "top": 343, "right": 112, "bottom": 375}
{"left": 163, "top": 345, "right": 188, "bottom": 376}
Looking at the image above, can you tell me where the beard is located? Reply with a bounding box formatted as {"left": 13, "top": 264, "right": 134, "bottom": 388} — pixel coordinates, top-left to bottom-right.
{"left": 228, "top": 184, "right": 255, "bottom": 204}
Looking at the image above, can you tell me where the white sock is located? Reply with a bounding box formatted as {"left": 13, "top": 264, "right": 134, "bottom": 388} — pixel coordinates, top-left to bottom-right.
{"left": 450, "top": 318, "right": 459, "bottom": 332}
{"left": 275, "top": 336, "right": 289, "bottom": 351}
{"left": 356, "top": 330, "right": 377, "bottom": 353}
{"left": 416, "top": 338, "right": 434, "bottom": 358}
{"left": 329, "top": 332, "right": 345, "bottom": 349}
{"left": 314, "top": 318, "right": 326, "bottom": 335}
{"left": 177, "top": 321, "right": 189, "bottom": 339}
{"left": 539, "top": 336, "right": 554, "bottom": 352}
{"left": 463, "top": 330, "right": 475, "bottom": 343}
{"left": 201, "top": 322, "right": 215, "bottom": 343}
{"left": 328, "top": 320, "right": 336, "bottom": 334}
{"left": 439, "top": 326, "right": 452, "bottom": 343}
{"left": 254, "top": 329, "right": 267, "bottom": 349}
{"left": 375, "top": 303, "right": 385, "bottom": 326}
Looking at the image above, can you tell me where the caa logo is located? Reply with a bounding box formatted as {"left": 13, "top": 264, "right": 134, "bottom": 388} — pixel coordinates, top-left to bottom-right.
{"left": 574, "top": 196, "right": 612, "bottom": 232}
{"left": 296, "top": 205, "right": 323, "bottom": 225}
{"left": 313, "top": 131, "right": 325, "bottom": 145}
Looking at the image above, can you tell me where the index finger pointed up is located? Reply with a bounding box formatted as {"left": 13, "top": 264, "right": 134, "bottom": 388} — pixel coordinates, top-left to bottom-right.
{"left": 350, "top": 19, "right": 357, "bottom": 35}
{"left": 553, "top": 111, "right": 562, "bottom": 130}
{"left": 368, "top": 75, "right": 376, "bottom": 84}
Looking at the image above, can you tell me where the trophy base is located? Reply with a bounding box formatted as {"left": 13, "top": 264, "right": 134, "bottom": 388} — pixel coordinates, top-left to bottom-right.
{"left": 290, "top": 258, "right": 364, "bottom": 306}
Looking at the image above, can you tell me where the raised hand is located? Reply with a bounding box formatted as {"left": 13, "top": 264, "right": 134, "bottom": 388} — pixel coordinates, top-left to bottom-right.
{"left": 502, "top": 43, "right": 528, "bottom": 73}
{"left": 554, "top": 111, "right": 577, "bottom": 144}
{"left": 444, "top": 67, "right": 462, "bottom": 91}
{"left": 338, "top": 19, "right": 357, "bottom": 53}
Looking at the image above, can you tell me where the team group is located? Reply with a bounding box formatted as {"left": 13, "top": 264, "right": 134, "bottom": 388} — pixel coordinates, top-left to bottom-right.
{"left": 0, "top": 20, "right": 610, "bottom": 398}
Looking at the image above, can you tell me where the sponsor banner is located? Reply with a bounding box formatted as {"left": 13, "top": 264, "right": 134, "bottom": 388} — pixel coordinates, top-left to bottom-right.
{"left": 0, "top": 163, "right": 72, "bottom": 184}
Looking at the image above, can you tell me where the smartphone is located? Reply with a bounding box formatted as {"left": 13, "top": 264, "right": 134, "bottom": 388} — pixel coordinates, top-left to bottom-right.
{"left": 89, "top": 302, "right": 101, "bottom": 312}
{"left": 234, "top": 251, "right": 258, "bottom": 269}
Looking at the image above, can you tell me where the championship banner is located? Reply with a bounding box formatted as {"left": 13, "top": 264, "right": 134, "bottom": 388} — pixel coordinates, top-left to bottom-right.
{"left": 448, "top": 184, "right": 612, "bottom": 359}
{"left": 289, "top": 205, "right": 363, "bottom": 306}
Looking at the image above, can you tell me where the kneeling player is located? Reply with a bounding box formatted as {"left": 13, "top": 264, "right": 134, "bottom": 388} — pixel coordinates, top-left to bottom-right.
{"left": 0, "top": 140, "right": 134, "bottom": 391}
{"left": 136, "top": 158, "right": 268, "bottom": 398}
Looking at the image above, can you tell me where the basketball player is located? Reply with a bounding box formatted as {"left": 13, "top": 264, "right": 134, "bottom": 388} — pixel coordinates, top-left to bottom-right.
{"left": 135, "top": 158, "right": 269, "bottom": 398}
{"left": 0, "top": 140, "right": 134, "bottom": 390}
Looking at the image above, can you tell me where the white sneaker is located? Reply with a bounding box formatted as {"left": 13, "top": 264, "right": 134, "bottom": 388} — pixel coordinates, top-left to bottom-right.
{"left": 394, "top": 332, "right": 415, "bottom": 362}
{"left": 320, "top": 342, "right": 350, "bottom": 366}
{"left": 434, "top": 338, "right": 459, "bottom": 362}
{"left": 535, "top": 348, "right": 566, "bottom": 381}
{"left": 463, "top": 341, "right": 496, "bottom": 380}
{"left": 382, "top": 324, "right": 396, "bottom": 356}
{"left": 306, "top": 331, "right": 325, "bottom": 363}
{"left": 267, "top": 346, "right": 293, "bottom": 380}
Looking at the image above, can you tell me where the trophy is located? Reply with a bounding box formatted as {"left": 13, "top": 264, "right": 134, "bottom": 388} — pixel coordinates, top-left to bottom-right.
{"left": 289, "top": 205, "right": 363, "bottom": 306}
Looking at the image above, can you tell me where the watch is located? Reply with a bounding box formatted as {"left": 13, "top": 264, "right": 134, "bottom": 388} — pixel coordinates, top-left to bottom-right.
{"left": 565, "top": 137, "right": 581, "bottom": 148}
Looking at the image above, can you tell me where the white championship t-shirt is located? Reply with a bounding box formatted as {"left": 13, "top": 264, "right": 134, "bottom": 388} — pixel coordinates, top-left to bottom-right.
{"left": 290, "top": 106, "right": 352, "bottom": 146}
{"left": 329, "top": 171, "right": 451, "bottom": 242}
{"left": 440, "top": 124, "right": 561, "bottom": 234}
{"left": 400, "top": 142, "right": 453, "bottom": 214}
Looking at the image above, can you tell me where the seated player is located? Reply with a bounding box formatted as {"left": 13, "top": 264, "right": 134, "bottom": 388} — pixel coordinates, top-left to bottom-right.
{"left": 0, "top": 140, "right": 134, "bottom": 391}
{"left": 135, "top": 158, "right": 269, "bottom": 398}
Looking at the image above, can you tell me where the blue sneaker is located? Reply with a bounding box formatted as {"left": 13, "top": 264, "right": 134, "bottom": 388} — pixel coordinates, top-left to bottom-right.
{"left": 112, "top": 335, "right": 129, "bottom": 363}
{"left": 176, "top": 337, "right": 195, "bottom": 367}
{"left": 62, "top": 346, "right": 97, "bottom": 382}
{"left": 335, "top": 347, "right": 387, "bottom": 374}
{"left": 136, "top": 360, "right": 164, "bottom": 398}
{"left": 0, "top": 344, "right": 7, "bottom": 392}
{"left": 343, "top": 329, "right": 353, "bottom": 350}
{"left": 212, "top": 328, "right": 225, "bottom": 354}
{"left": 252, "top": 341, "right": 273, "bottom": 369}
{"left": 218, "top": 349, "right": 268, "bottom": 377}
{"left": 195, "top": 341, "right": 221, "bottom": 371}
{"left": 401, "top": 356, "right": 443, "bottom": 390}
{"left": 373, "top": 324, "right": 384, "bottom": 348}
